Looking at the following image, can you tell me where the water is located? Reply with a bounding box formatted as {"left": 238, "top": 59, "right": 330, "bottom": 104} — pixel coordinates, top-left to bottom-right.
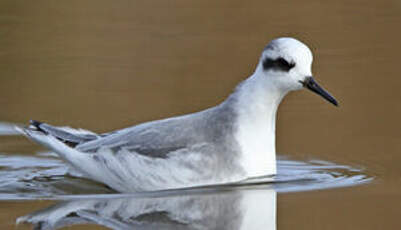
{"left": 0, "top": 131, "right": 371, "bottom": 229}
{"left": 1, "top": 0, "right": 400, "bottom": 229}
{"left": 0, "top": 149, "right": 371, "bottom": 200}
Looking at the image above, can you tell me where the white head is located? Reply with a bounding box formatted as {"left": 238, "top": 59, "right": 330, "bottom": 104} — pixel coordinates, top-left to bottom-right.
{"left": 255, "top": 37, "right": 338, "bottom": 106}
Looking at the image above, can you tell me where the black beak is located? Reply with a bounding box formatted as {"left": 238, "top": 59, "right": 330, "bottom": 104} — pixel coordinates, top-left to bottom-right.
{"left": 301, "top": 77, "right": 338, "bottom": 106}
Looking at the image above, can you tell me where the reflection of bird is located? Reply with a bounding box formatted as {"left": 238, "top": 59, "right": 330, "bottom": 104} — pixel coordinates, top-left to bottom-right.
{"left": 17, "top": 188, "right": 276, "bottom": 230}
{"left": 19, "top": 37, "right": 338, "bottom": 192}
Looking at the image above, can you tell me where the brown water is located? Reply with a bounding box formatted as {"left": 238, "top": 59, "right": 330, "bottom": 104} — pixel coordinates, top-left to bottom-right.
{"left": 0, "top": 0, "right": 400, "bottom": 229}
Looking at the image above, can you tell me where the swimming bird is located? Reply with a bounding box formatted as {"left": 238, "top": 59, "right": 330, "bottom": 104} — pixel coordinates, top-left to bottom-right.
{"left": 19, "top": 37, "right": 338, "bottom": 192}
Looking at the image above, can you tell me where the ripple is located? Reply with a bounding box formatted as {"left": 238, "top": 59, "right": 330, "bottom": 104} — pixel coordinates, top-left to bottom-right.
{"left": 0, "top": 122, "right": 21, "bottom": 136}
{"left": 0, "top": 152, "right": 372, "bottom": 200}
{"left": 10, "top": 154, "right": 371, "bottom": 230}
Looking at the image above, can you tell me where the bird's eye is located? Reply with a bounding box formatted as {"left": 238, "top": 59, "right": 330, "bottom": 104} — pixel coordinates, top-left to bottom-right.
{"left": 263, "top": 57, "right": 295, "bottom": 72}
{"left": 276, "top": 58, "right": 293, "bottom": 70}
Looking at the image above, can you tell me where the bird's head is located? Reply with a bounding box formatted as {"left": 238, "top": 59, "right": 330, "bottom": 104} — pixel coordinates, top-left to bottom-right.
{"left": 257, "top": 37, "right": 338, "bottom": 106}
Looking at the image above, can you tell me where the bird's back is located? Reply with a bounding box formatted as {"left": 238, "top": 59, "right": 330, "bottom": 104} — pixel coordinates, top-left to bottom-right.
{"left": 76, "top": 100, "right": 239, "bottom": 159}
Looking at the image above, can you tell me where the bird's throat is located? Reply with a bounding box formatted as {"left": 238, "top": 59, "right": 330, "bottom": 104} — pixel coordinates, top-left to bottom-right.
{"left": 232, "top": 74, "right": 287, "bottom": 177}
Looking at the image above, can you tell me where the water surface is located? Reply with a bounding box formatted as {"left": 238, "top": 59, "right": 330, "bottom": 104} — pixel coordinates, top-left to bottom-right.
{"left": 0, "top": 133, "right": 370, "bottom": 229}
{"left": 0, "top": 0, "right": 400, "bottom": 229}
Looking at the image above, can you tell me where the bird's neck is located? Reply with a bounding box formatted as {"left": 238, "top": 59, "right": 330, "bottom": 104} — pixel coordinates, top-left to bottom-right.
{"left": 230, "top": 73, "right": 288, "bottom": 177}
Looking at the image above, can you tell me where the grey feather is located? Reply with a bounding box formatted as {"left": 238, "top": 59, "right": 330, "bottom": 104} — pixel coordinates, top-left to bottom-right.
{"left": 76, "top": 96, "right": 240, "bottom": 161}
{"left": 39, "top": 123, "right": 98, "bottom": 143}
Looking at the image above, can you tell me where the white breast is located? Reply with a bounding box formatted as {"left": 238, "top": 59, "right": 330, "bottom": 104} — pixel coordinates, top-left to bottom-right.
{"left": 235, "top": 110, "right": 277, "bottom": 177}
{"left": 233, "top": 73, "right": 285, "bottom": 178}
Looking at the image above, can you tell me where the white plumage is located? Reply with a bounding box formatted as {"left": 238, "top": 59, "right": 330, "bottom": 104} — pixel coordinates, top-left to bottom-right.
{"left": 19, "top": 37, "right": 338, "bottom": 192}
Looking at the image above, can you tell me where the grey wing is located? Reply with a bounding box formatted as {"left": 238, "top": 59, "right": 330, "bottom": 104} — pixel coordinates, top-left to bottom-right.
{"left": 71, "top": 107, "right": 244, "bottom": 189}
{"left": 75, "top": 104, "right": 238, "bottom": 160}
{"left": 75, "top": 115, "right": 209, "bottom": 159}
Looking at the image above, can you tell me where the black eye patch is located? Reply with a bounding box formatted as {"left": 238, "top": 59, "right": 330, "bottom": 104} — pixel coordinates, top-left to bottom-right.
{"left": 263, "top": 57, "right": 295, "bottom": 72}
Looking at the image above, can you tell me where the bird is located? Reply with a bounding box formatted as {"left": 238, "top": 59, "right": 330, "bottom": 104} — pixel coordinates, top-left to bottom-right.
{"left": 19, "top": 37, "right": 338, "bottom": 192}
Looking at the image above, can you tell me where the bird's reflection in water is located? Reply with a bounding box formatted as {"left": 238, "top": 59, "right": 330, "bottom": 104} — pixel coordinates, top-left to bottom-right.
{"left": 17, "top": 187, "right": 276, "bottom": 230}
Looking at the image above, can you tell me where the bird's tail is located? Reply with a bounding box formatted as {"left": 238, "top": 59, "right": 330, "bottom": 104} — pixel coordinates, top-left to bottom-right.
{"left": 17, "top": 120, "right": 133, "bottom": 191}
{"left": 24, "top": 120, "right": 98, "bottom": 147}
{"left": 16, "top": 120, "right": 100, "bottom": 171}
